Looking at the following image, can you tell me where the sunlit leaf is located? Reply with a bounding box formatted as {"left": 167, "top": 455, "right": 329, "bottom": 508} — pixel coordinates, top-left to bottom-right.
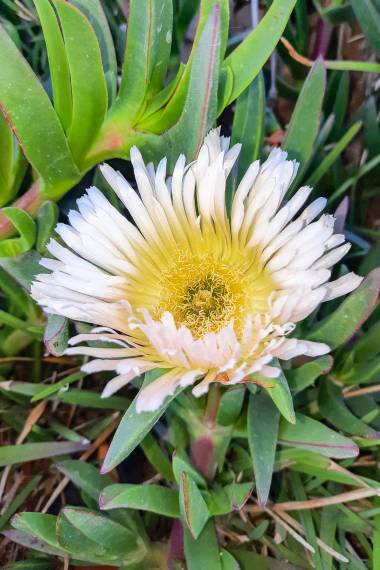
{"left": 0, "top": 24, "right": 79, "bottom": 196}
{"left": 53, "top": 0, "right": 108, "bottom": 165}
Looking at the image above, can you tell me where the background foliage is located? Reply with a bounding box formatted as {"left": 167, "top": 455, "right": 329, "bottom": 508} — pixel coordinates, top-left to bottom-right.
{"left": 0, "top": 0, "right": 380, "bottom": 568}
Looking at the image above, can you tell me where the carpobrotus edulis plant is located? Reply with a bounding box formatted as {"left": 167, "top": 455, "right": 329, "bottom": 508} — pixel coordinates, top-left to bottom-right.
{"left": 31, "top": 130, "right": 362, "bottom": 412}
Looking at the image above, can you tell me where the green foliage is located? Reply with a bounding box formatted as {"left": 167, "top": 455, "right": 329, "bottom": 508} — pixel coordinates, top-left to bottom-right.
{"left": 248, "top": 391, "right": 279, "bottom": 506}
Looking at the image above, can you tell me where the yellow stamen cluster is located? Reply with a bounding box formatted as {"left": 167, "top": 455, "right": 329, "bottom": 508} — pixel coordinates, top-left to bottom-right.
{"left": 155, "top": 252, "right": 254, "bottom": 338}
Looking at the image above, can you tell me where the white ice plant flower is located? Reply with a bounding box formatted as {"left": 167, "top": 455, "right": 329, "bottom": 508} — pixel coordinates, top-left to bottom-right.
{"left": 31, "top": 130, "right": 362, "bottom": 412}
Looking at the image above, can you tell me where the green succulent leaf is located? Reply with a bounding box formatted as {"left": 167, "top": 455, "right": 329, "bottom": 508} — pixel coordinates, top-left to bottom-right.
{"left": 229, "top": 71, "right": 265, "bottom": 206}
{"left": 180, "top": 471, "right": 210, "bottom": 539}
{"left": 0, "top": 24, "right": 79, "bottom": 196}
{"left": 52, "top": 0, "right": 108, "bottom": 165}
{"left": 0, "top": 440, "right": 89, "bottom": 467}
{"left": 11, "top": 512, "right": 63, "bottom": 552}
{"left": 1, "top": 529, "right": 63, "bottom": 557}
{"left": 221, "top": 0, "right": 297, "bottom": 107}
{"left": 0, "top": 208, "right": 36, "bottom": 257}
{"left": 283, "top": 59, "right": 326, "bottom": 185}
{"left": 36, "top": 200, "right": 58, "bottom": 254}
{"left": 100, "top": 484, "right": 180, "bottom": 518}
{"left": 306, "top": 121, "right": 362, "bottom": 188}
{"left": 142, "top": 0, "right": 229, "bottom": 134}
{"left": 351, "top": 0, "right": 380, "bottom": 59}
{"left": 70, "top": 0, "right": 117, "bottom": 104}
{"left": 43, "top": 314, "right": 69, "bottom": 357}
{"left": 318, "top": 380, "right": 379, "bottom": 438}
{"left": 287, "top": 355, "right": 333, "bottom": 393}
{"left": 308, "top": 269, "right": 380, "bottom": 349}
{"left": 264, "top": 361, "right": 295, "bottom": 424}
{"left": 279, "top": 413, "right": 359, "bottom": 458}
{"left": 102, "top": 369, "right": 181, "bottom": 473}
{"left": 34, "top": 0, "right": 72, "bottom": 132}
{"left": 0, "top": 250, "right": 44, "bottom": 290}
{"left": 217, "top": 386, "right": 245, "bottom": 426}
{"left": 140, "top": 432, "right": 174, "bottom": 481}
{"left": 0, "top": 111, "right": 15, "bottom": 207}
{"left": 114, "top": 0, "right": 173, "bottom": 125}
{"left": 172, "top": 451, "right": 207, "bottom": 488}
{"left": 56, "top": 507, "right": 147, "bottom": 565}
{"left": 159, "top": 5, "right": 220, "bottom": 166}
{"left": 205, "top": 482, "right": 253, "bottom": 515}
{"left": 248, "top": 391, "right": 279, "bottom": 506}
{"left": 184, "top": 519, "right": 221, "bottom": 570}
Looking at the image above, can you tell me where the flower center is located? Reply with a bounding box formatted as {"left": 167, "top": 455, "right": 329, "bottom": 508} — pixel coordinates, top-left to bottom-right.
{"left": 154, "top": 252, "right": 249, "bottom": 338}
{"left": 191, "top": 289, "right": 213, "bottom": 311}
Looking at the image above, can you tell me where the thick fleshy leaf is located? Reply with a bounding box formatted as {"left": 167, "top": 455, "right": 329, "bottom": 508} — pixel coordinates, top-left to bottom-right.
{"left": 57, "top": 507, "right": 146, "bottom": 564}
{"left": 140, "top": 0, "right": 229, "bottom": 133}
{"left": 36, "top": 201, "right": 59, "bottom": 254}
{"left": 31, "top": 372, "right": 85, "bottom": 404}
{"left": 220, "top": 549, "right": 240, "bottom": 570}
{"left": 325, "top": 71, "right": 349, "bottom": 141}
{"left": 100, "top": 484, "right": 179, "bottom": 518}
{"left": 351, "top": 0, "right": 380, "bottom": 59}
{"left": 308, "top": 269, "right": 380, "bottom": 349}
{"left": 56, "top": 459, "right": 113, "bottom": 501}
{"left": 0, "top": 24, "right": 79, "bottom": 195}
{"left": 102, "top": 369, "right": 180, "bottom": 473}
{"left": 59, "top": 508, "right": 142, "bottom": 554}
{"left": 306, "top": 121, "right": 362, "bottom": 188}
{"left": 205, "top": 482, "right": 253, "bottom": 516}
{"left": 217, "top": 386, "right": 245, "bottom": 426}
{"left": 53, "top": 0, "right": 108, "bottom": 165}
{"left": 265, "top": 362, "right": 295, "bottom": 424}
{"left": 140, "top": 432, "right": 174, "bottom": 481}
{"left": 0, "top": 208, "right": 36, "bottom": 257}
{"left": 0, "top": 111, "right": 15, "bottom": 206}
{"left": 277, "top": 449, "right": 364, "bottom": 486}
{"left": 57, "top": 388, "right": 129, "bottom": 409}
{"left": 339, "top": 356, "right": 380, "bottom": 386}
{"left": 43, "top": 314, "right": 69, "bottom": 357}
{"left": 347, "top": 396, "right": 380, "bottom": 431}
{"left": 113, "top": 0, "right": 173, "bottom": 125}
{"left": 172, "top": 451, "right": 207, "bottom": 488}
{"left": 34, "top": 0, "right": 72, "bottom": 132}
{"left": 229, "top": 72, "right": 265, "bottom": 206}
{"left": 1, "top": 529, "right": 63, "bottom": 557}
{"left": 184, "top": 519, "right": 221, "bottom": 570}
{"left": 279, "top": 413, "right": 359, "bottom": 458}
{"left": 0, "top": 440, "right": 89, "bottom": 467}
{"left": 318, "top": 381, "right": 379, "bottom": 438}
{"left": 159, "top": 5, "right": 221, "bottom": 166}
{"left": 283, "top": 60, "right": 326, "bottom": 184}
{"left": 11, "top": 513, "right": 63, "bottom": 552}
{"left": 221, "top": 0, "right": 297, "bottom": 106}
{"left": 70, "top": 0, "right": 117, "bottom": 103}
{"left": 287, "top": 355, "right": 333, "bottom": 393}
{"left": 248, "top": 391, "right": 279, "bottom": 506}
{"left": 231, "top": 550, "right": 302, "bottom": 570}
{"left": 180, "top": 472, "right": 210, "bottom": 539}
{"left": 0, "top": 250, "right": 43, "bottom": 290}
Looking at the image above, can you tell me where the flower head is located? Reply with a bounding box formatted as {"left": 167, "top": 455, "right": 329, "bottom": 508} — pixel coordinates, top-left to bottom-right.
{"left": 31, "top": 130, "right": 362, "bottom": 412}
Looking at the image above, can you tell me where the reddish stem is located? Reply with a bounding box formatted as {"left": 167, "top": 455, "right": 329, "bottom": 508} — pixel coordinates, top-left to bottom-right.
{"left": 167, "top": 519, "right": 184, "bottom": 569}
{"left": 312, "top": 17, "right": 332, "bottom": 59}
{"left": 0, "top": 181, "right": 43, "bottom": 238}
{"left": 190, "top": 384, "right": 221, "bottom": 479}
